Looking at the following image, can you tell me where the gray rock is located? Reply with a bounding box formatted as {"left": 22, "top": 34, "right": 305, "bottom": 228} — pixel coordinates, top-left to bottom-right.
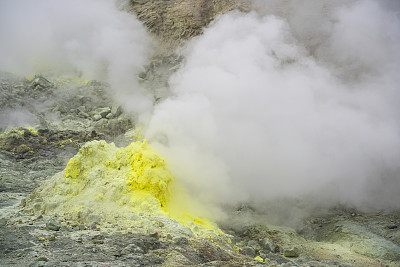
{"left": 93, "top": 114, "right": 102, "bottom": 121}
{"left": 46, "top": 221, "right": 61, "bottom": 231}
{"left": 60, "top": 225, "right": 71, "bottom": 232}
{"left": 95, "top": 107, "right": 111, "bottom": 118}
{"left": 242, "top": 246, "right": 256, "bottom": 257}
{"left": 149, "top": 231, "right": 160, "bottom": 239}
{"left": 30, "top": 75, "right": 53, "bottom": 91}
{"left": 283, "top": 247, "right": 300, "bottom": 257}
{"left": 87, "top": 214, "right": 101, "bottom": 224}
{"left": 79, "top": 111, "right": 90, "bottom": 118}
{"left": 89, "top": 222, "right": 99, "bottom": 230}
{"left": 33, "top": 203, "right": 43, "bottom": 212}
{"left": 173, "top": 236, "right": 189, "bottom": 246}
{"left": 111, "top": 105, "right": 123, "bottom": 117}
{"left": 138, "top": 72, "right": 147, "bottom": 80}
{"left": 77, "top": 106, "right": 86, "bottom": 113}
{"left": 106, "top": 118, "right": 132, "bottom": 136}
{"left": 0, "top": 217, "right": 7, "bottom": 226}
{"left": 121, "top": 243, "right": 144, "bottom": 255}
{"left": 36, "top": 256, "right": 48, "bottom": 262}
{"left": 261, "top": 237, "right": 275, "bottom": 252}
{"left": 93, "top": 118, "right": 108, "bottom": 129}
{"left": 248, "top": 240, "right": 260, "bottom": 250}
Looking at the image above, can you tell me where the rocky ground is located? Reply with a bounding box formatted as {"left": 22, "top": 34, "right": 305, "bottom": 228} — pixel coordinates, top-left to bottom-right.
{"left": 1, "top": 1, "right": 400, "bottom": 266}
{"left": 1, "top": 66, "right": 399, "bottom": 267}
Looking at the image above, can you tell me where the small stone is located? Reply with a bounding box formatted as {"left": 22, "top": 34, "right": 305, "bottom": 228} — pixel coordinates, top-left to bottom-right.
{"left": 149, "top": 230, "right": 160, "bottom": 239}
{"left": 38, "top": 237, "right": 46, "bottom": 241}
{"left": 36, "top": 256, "right": 48, "bottom": 262}
{"left": 17, "top": 253, "right": 23, "bottom": 257}
{"left": 106, "top": 113, "right": 113, "bottom": 119}
{"left": 89, "top": 222, "right": 98, "bottom": 230}
{"left": 46, "top": 221, "right": 61, "bottom": 231}
{"left": 93, "top": 114, "right": 102, "bottom": 121}
{"left": 91, "top": 235, "right": 105, "bottom": 244}
{"left": 283, "top": 247, "right": 300, "bottom": 257}
{"left": 48, "top": 235, "right": 56, "bottom": 241}
{"left": 121, "top": 244, "right": 144, "bottom": 255}
{"left": 93, "top": 118, "right": 108, "bottom": 128}
{"left": 87, "top": 214, "right": 101, "bottom": 224}
{"left": 387, "top": 224, "right": 398, "bottom": 229}
{"left": 111, "top": 105, "right": 123, "bottom": 117}
{"left": 60, "top": 225, "right": 71, "bottom": 232}
{"left": 0, "top": 218, "right": 7, "bottom": 226}
{"left": 95, "top": 107, "right": 111, "bottom": 118}
{"left": 79, "top": 111, "right": 90, "bottom": 118}
{"left": 77, "top": 106, "right": 86, "bottom": 113}
{"left": 260, "top": 237, "right": 275, "bottom": 252}
{"left": 33, "top": 204, "right": 42, "bottom": 211}
{"left": 138, "top": 72, "right": 147, "bottom": 79}
{"left": 173, "top": 236, "right": 189, "bottom": 246}
{"left": 16, "top": 144, "right": 30, "bottom": 154}
{"left": 242, "top": 246, "right": 256, "bottom": 257}
{"left": 248, "top": 240, "right": 260, "bottom": 250}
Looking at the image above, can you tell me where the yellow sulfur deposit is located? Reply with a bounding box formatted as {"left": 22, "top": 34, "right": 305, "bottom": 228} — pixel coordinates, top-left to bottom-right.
{"left": 2, "top": 127, "right": 38, "bottom": 137}
{"left": 31, "top": 140, "right": 221, "bottom": 236}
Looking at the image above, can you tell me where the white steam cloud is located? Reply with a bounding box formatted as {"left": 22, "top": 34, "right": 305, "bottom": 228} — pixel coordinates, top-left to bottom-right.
{"left": 0, "top": 0, "right": 153, "bottom": 113}
{"left": 147, "top": 0, "right": 400, "bottom": 211}
{"left": 1, "top": 0, "right": 399, "bottom": 213}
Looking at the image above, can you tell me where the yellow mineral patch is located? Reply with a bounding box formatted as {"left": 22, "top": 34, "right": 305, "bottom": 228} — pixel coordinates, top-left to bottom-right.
{"left": 2, "top": 127, "right": 38, "bottom": 137}
{"left": 254, "top": 256, "right": 264, "bottom": 262}
{"left": 51, "top": 75, "right": 89, "bottom": 87}
{"left": 25, "top": 127, "right": 38, "bottom": 135}
{"left": 35, "top": 140, "right": 221, "bottom": 236}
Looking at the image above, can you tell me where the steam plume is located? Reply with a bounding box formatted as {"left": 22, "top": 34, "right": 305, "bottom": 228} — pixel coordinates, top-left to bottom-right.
{"left": 1, "top": 0, "right": 399, "bottom": 214}
{"left": 147, "top": 0, "right": 400, "bottom": 211}
{"left": 0, "top": 0, "right": 153, "bottom": 114}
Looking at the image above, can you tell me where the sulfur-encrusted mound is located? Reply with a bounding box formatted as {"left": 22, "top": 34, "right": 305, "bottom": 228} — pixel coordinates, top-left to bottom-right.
{"left": 62, "top": 140, "right": 173, "bottom": 214}
{"left": 23, "top": 140, "right": 222, "bottom": 237}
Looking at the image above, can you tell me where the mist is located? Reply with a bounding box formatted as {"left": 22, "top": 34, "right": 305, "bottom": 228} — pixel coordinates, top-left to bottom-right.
{"left": 1, "top": 0, "right": 399, "bottom": 217}
{"left": 0, "top": 0, "right": 153, "bottom": 114}
{"left": 147, "top": 0, "right": 400, "bottom": 213}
